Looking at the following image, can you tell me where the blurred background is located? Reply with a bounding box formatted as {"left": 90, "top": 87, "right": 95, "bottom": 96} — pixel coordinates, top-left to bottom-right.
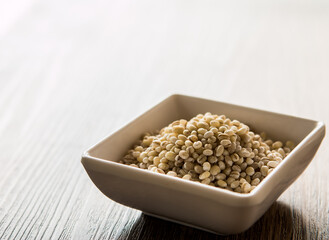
{"left": 0, "top": 0, "right": 328, "bottom": 239}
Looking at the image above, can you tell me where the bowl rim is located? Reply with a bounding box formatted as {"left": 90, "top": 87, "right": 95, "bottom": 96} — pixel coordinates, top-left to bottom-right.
{"left": 81, "top": 94, "right": 325, "bottom": 206}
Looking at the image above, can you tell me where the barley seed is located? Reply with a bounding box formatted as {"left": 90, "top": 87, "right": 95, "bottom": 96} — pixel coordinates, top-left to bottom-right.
{"left": 122, "top": 113, "right": 294, "bottom": 194}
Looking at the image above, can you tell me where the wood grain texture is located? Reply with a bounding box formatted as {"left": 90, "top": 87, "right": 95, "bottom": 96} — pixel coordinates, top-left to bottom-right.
{"left": 0, "top": 0, "right": 328, "bottom": 239}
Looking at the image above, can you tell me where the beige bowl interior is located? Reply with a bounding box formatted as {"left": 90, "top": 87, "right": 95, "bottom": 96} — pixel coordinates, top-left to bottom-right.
{"left": 88, "top": 94, "right": 318, "bottom": 162}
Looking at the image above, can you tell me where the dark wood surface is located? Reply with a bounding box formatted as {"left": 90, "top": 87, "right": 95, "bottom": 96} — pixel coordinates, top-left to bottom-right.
{"left": 0, "top": 0, "right": 328, "bottom": 239}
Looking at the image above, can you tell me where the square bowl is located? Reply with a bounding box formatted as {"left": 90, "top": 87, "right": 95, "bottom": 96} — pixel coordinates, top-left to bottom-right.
{"left": 81, "top": 94, "right": 325, "bottom": 234}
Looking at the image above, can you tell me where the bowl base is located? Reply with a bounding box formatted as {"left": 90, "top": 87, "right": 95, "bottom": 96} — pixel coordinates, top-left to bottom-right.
{"left": 142, "top": 211, "right": 227, "bottom": 236}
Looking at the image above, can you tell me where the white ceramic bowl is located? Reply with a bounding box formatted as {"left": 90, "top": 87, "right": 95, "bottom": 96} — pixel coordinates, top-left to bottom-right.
{"left": 81, "top": 94, "right": 325, "bottom": 234}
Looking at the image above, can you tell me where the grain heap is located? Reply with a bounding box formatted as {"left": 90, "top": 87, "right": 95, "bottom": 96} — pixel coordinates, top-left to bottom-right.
{"left": 121, "top": 112, "right": 294, "bottom": 193}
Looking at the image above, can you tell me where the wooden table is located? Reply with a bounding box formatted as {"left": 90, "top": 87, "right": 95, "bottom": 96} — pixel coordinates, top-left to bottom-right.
{"left": 0, "top": 0, "right": 328, "bottom": 239}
